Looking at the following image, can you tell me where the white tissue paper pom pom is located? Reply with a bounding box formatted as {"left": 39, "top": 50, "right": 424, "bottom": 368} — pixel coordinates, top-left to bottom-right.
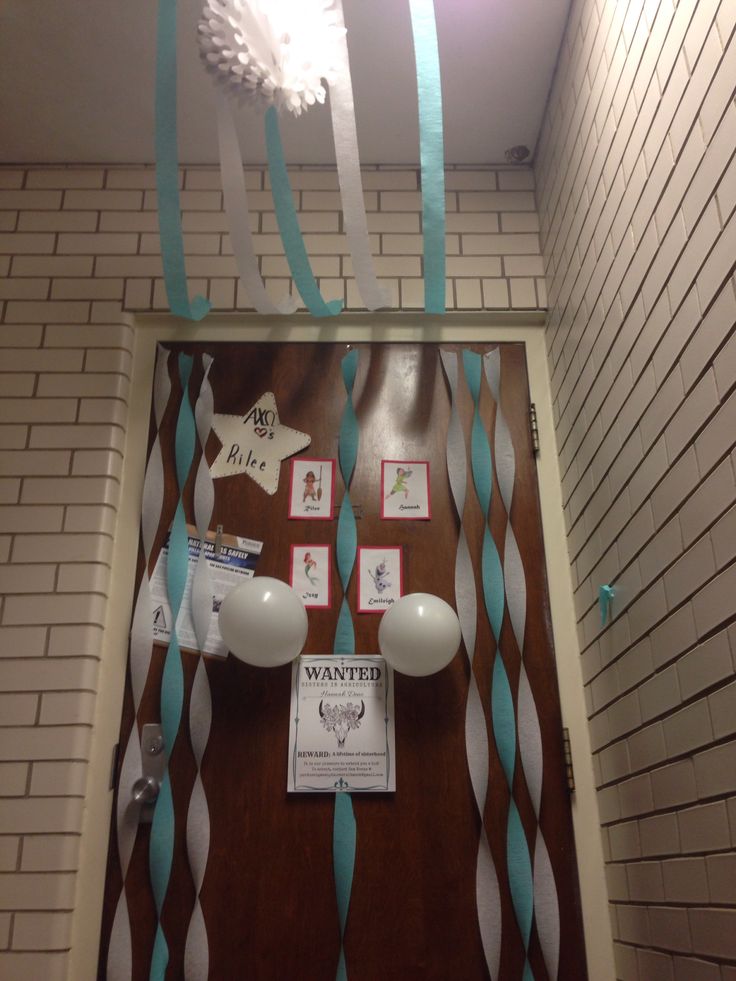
{"left": 198, "top": 0, "right": 345, "bottom": 116}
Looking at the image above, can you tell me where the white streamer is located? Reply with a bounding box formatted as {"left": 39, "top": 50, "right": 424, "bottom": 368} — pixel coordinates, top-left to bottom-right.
{"left": 185, "top": 355, "right": 217, "bottom": 981}
{"left": 216, "top": 91, "right": 297, "bottom": 315}
{"left": 329, "top": 1, "right": 391, "bottom": 311}
{"left": 440, "top": 350, "right": 501, "bottom": 981}
{"left": 191, "top": 355, "right": 216, "bottom": 653}
{"left": 107, "top": 346, "right": 172, "bottom": 981}
{"left": 484, "top": 349, "right": 561, "bottom": 981}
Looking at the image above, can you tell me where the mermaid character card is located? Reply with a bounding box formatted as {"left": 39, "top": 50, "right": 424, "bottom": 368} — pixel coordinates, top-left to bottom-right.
{"left": 290, "top": 544, "right": 331, "bottom": 608}
{"left": 381, "top": 460, "right": 431, "bottom": 520}
{"left": 357, "top": 546, "right": 403, "bottom": 613}
{"left": 288, "top": 458, "right": 336, "bottom": 519}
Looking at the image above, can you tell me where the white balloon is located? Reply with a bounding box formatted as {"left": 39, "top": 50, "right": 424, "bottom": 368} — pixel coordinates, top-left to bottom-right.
{"left": 378, "top": 593, "right": 461, "bottom": 677}
{"left": 218, "top": 577, "right": 308, "bottom": 668}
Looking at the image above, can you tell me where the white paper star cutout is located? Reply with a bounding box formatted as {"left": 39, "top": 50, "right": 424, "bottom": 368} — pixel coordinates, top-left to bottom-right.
{"left": 210, "top": 392, "right": 311, "bottom": 495}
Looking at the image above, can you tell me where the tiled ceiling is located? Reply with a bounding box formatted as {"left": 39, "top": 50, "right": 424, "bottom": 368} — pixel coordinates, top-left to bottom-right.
{"left": 0, "top": 0, "right": 570, "bottom": 165}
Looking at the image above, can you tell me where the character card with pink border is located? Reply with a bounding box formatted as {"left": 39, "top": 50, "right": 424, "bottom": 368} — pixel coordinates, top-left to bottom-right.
{"left": 381, "top": 460, "right": 431, "bottom": 520}
{"left": 290, "top": 544, "right": 331, "bottom": 609}
{"left": 357, "top": 546, "right": 403, "bottom": 613}
{"left": 288, "top": 458, "right": 336, "bottom": 520}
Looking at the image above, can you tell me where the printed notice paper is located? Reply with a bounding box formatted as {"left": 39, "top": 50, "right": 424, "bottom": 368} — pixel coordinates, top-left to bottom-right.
{"left": 287, "top": 655, "right": 396, "bottom": 793}
{"left": 151, "top": 524, "right": 262, "bottom": 657}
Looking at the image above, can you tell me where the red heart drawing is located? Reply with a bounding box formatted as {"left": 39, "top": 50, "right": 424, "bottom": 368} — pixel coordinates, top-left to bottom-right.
{"left": 254, "top": 426, "right": 269, "bottom": 438}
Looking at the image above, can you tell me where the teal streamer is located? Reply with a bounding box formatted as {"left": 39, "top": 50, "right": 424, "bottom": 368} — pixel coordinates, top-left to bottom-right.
{"left": 491, "top": 656, "right": 516, "bottom": 797}
{"left": 599, "top": 584, "right": 615, "bottom": 625}
{"left": 155, "top": 0, "right": 209, "bottom": 321}
{"left": 334, "top": 349, "right": 360, "bottom": 655}
{"left": 333, "top": 792, "right": 356, "bottom": 981}
{"left": 508, "top": 800, "right": 535, "bottom": 968}
{"left": 265, "top": 107, "right": 343, "bottom": 319}
{"left": 149, "top": 354, "right": 195, "bottom": 981}
{"left": 464, "top": 350, "right": 534, "bottom": 978}
{"left": 409, "top": 0, "right": 446, "bottom": 314}
{"left": 332, "top": 349, "right": 360, "bottom": 980}
{"left": 334, "top": 516, "right": 356, "bottom": 655}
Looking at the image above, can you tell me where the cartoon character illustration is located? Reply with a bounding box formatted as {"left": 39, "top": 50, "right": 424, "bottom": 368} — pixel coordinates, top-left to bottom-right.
{"left": 302, "top": 466, "right": 323, "bottom": 504}
{"left": 303, "top": 552, "right": 318, "bottom": 585}
{"left": 303, "top": 470, "right": 317, "bottom": 502}
{"left": 368, "top": 558, "right": 391, "bottom": 593}
{"left": 385, "top": 466, "right": 413, "bottom": 501}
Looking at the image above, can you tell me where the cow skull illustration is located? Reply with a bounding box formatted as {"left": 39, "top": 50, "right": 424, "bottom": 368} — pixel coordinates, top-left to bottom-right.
{"left": 318, "top": 700, "right": 366, "bottom": 747}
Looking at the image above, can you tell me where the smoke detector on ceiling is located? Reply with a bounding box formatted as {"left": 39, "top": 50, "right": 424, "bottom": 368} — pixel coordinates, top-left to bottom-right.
{"left": 504, "top": 145, "right": 530, "bottom": 163}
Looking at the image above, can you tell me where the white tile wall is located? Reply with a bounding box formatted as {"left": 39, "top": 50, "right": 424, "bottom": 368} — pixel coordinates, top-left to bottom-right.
{"left": 536, "top": 0, "right": 736, "bottom": 976}
{"left": 0, "top": 162, "right": 541, "bottom": 974}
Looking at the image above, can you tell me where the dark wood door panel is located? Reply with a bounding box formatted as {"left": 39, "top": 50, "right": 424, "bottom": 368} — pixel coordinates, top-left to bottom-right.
{"left": 99, "top": 341, "right": 587, "bottom": 981}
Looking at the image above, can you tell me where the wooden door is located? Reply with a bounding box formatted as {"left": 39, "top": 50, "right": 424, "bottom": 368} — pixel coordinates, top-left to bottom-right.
{"left": 98, "top": 341, "right": 588, "bottom": 980}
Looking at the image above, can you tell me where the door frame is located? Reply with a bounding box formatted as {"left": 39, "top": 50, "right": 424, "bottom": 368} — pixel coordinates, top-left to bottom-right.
{"left": 71, "top": 314, "right": 615, "bottom": 981}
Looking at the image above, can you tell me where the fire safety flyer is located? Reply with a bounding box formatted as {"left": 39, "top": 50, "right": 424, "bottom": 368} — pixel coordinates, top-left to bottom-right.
{"left": 287, "top": 655, "right": 396, "bottom": 793}
{"left": 150, "top": 524, "right": 262, "bottom": 657}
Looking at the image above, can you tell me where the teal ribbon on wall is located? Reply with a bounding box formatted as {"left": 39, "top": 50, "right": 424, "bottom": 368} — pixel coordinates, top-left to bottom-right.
{"left": 408, "top": 0, "right": 446, "bottom": 314}
{"left": 149, "top": 354, "right": 196, "bottom": 981}
{"left": 599, "top": 584, "right": 615, "bottom": 625}
{"left": 332, "top": 348, "right": 360, "bottom": 980}
{"left": 155, "top": 0, "right": 209, "bottom": 321}
{"left": 463, "top": 351, "right": 534, "bottom": 980}
{"left": 265, "top": 107, "right": 344, "bottom": 318}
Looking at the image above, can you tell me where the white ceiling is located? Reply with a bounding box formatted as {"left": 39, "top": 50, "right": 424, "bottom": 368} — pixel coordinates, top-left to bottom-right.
{"left": 0, "top": 0, "right": 570, "bottom": 166}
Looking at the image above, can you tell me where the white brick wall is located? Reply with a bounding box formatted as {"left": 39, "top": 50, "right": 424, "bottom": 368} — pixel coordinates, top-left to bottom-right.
{"left": 0, "top": 162, "right": 541, "bottom": 976}
{"left": 536, "top": 0, "right": 736, "bottom": 977}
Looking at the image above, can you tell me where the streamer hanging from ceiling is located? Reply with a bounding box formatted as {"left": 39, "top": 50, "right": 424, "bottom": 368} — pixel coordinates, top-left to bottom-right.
{"left": 409, "top": 0, "right": 446, "bottom": 313}
{"left": 196, "top": 0, "right": 391, "bottom": 315}
{"left": 156, "top": 0, "right": 210, "bottom": 321}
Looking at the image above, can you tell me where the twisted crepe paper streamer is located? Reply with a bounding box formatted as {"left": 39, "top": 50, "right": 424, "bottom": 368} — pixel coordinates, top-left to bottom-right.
{"left": 463, "top": 350, "right": 534, "bottom": 981}
{"left": 107, "top": 346, "right": 172, "bottom": 981}
{"left": 485, "top": 350, "right": 560, "bottom": 980}
{"left": 329, "top": 1, "right": 391, "bottom": 312}
{"left": 439, "top": 351, "right": 502, "bottom": 980}
{"left": 156, "top": 0, "right": 210, "bottom": 321}
{"left": 408, "top": 0, "right": 446, "bottom": 314}
{"left": 149, "top": 354, "right": 196, "bottom": 981}
{"left": 265, "top": 107, "right": 344, "bottom": 318}
{"left": 333, "top": 348, "right": 360, "bottom": 981}
{"left": 184, "top": 354, "right": 216, "bottom": 981}
{"left": 215, "top": 92, "right": 297, "bottom": 315}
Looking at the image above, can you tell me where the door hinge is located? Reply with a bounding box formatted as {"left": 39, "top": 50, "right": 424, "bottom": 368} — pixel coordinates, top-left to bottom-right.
{"left": 529, "top": 402, "right": 540, "bottom": 455}
{"left": 109, "top": 742, "right": 120, "bottom": 791}
{"left": 562, "top": 727, "right": 575, "bottom": 794}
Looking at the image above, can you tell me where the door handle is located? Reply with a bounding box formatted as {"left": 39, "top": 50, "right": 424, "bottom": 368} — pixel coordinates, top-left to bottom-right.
{"left": 132, "top": 723, "right": 166, "bottom": 823}
{"left": 132, "top": 775, "right": 160, "bottom": 804}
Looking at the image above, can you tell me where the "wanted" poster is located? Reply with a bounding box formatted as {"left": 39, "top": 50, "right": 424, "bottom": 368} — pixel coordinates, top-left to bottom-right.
{"left": 287, "top": 655, "right": 396, "bottom": 793}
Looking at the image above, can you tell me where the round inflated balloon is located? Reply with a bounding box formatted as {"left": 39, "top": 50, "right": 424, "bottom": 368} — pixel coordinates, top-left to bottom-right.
{"left": 218, "top": 577, "right": 308, "bottom": 668}
{"left": 378, "top": 593, "right": 461, "bottom": 677}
